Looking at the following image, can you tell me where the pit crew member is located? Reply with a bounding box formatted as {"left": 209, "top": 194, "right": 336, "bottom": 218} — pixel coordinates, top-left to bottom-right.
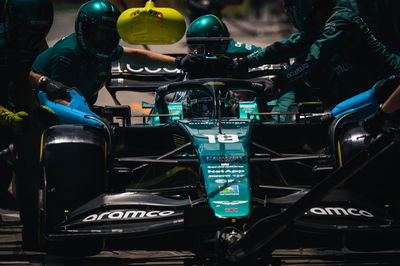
{"left": 0, "top": 0, "right": 55, "bottom": 251}
{"left": 233, "top": 0, "right": 400, "bottom": 110}
{"left": 30, "top": 0, "right": 195, "bottom": 106}
{"left": 183, "top": 14, "right": 295, "bottom": 116}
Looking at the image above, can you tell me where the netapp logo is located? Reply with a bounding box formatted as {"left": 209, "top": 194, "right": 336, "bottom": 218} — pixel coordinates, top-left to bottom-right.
{"left": 208, "top": 170, "right": 246, "bottom": 174}
{"left": 82, "top": 210, "right": 175, "bottom": 222}
{"left": 307, "top": 207, "right": 374, "bottom": 218}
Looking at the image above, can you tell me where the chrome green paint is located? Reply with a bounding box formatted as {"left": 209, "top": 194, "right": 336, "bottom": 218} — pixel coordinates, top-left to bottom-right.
{"left": 186, "top": 14, "right": 229, "bottom": 39}
{"left": 178, "top": 118, "right": 255, "bottom": 218}
{"left": 238, "top": 102, "right": 259, "bottom": 119}
{"left": 167, "top": 104, "right": 183, "bottom": 121}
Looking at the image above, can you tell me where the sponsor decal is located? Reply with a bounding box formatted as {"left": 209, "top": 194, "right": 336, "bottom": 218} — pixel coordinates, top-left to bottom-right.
{"left": 334, "top": 63, "right": 353, "bottom": 75}
{"left": 204, "top": 155, "right": 246, "bottom": 163}
{"left": 124, "top": 64, "right": 181, "bottom": 74}
{"left": 102, "top": 16, "right": 118, "bottom": 22}
{"left": 82, "top": 210, "right": 175, "bottom": 222}
{"left": 208, "top": 169, "right": 246, "bottom": 174}
{"left": 207, "top": 164, "right": 244, "bottom": 169}
{"left": 214, "top": 201, "right": 248, "bottom": 205}
{"left": 188, "top": 120, "right": 247, "bottom": 126}
{"left": 286, "top": 63, "right": 310, "bottom": 79}
{"left": 220, "top": 185, "right": 240, "bottom": 195}
{"left": 306, "top": 207, "right": 374, "bottom": 218}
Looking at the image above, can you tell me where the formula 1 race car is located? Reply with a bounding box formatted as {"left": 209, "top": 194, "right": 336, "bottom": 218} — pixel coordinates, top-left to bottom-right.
{"left": 35, "top": 59, "right": 400, "bottom": 264}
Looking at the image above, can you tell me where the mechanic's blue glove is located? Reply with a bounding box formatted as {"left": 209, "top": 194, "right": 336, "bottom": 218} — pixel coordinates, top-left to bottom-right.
{"left": 362, "top": 107, "right": 389, "bottom": 137}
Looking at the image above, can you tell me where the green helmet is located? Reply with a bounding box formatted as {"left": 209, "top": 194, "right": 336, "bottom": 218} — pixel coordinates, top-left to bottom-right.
{"left": 186, "top": 14, "right": 230, "bottom": 54}
{"left": 4, "top": 0, "right": 53, "bottom": 47}
{"left": 75, "top": 0, "right": 121, "bottom": 59}
{"left": 284, "top": 0, "right": 318, "bottom": 31}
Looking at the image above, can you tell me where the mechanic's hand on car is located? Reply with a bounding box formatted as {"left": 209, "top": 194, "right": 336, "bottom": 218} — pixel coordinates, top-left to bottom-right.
{"left": 362, "top": 107, "right": 389, "bottom": 137}
{"left": 175, "top": 53, "right": 203, "bottom": 72}
{"left": 39, "top": 77, "right": 71, "bottom": 102}
{"left": 231, "top": 57, "right": 250, "bottom": 73}
{"left": 0, "top": 108, "right": 29, "bottom": 135}
{"left": 256, "top": 74, "right": 287, "bottom": 100}
{"left": 258, "top": 78, "right": 275, "bottom": 97}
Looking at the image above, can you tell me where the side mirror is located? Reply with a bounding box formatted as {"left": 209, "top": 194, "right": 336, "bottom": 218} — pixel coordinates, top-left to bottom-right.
{"left": 117, "top": 0, "right": 186, "bottom": 45}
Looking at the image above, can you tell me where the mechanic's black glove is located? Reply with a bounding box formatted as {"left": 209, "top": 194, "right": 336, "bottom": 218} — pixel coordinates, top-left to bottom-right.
{"left": 38, "top": 77, "right": 70, "bottom": 101}
{"left": 271, "top": 73, "right": 288, "bottom": 90}
{"left": 175, "top": 54, "right": 203, "bottom": 72}
{"left": 373, "top": 74, "right": 400, "bottom": 103}
{"left": 362, "top": 107, "right": 389, "bottom": 137}
{"left": 259, "top": 74, "right": 288, "bottom": 100}
{"left": 231, "top": 57, "right": 250, "bottom": 73}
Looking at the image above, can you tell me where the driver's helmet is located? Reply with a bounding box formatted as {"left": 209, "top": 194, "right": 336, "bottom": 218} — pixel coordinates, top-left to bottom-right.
{"left": 4, "top": 0, "right": 53, "bottom": 48}
{"left": 186, "top": 14, "right": 230, "bottom": 54}
{"left": 283, "top": 0, "right": 317, "bottom": 31}
{"left": 75, "top": 0, "right": 121, "bottom": 59}
{"left": 186, "top": 91, "right": 214, "bottom": 118}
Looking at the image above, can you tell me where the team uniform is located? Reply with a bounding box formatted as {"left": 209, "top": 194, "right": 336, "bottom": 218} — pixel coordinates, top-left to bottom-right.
{"left": 245, "top": 3, "right": 400, "bottom": 107}
{"left": 0, "top": 22, "right": 45, "bottom": 208}
{"left": 32, "top": 33, "right": 124, "bottom": 105}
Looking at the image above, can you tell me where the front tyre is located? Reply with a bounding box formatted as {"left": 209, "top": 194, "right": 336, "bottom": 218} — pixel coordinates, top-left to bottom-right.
{"left": 38, "top": 125, "right": 107, "bottom": 256}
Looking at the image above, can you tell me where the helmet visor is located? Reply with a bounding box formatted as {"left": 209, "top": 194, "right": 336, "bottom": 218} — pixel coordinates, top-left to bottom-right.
{"left": 83, "top": 23, "right": 120, "bottom": 56}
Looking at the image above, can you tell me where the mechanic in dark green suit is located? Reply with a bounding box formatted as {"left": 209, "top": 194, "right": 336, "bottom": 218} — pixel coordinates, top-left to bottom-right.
{"left": 185, "top": 14, "right": 295, "bottom": 115}
{"left": 0, "top": 0, "right": 53, "bottom": 208}
{"left": 186, "top": 14, "right": 261, "bottom": 54}
{"left": 30, "top": 0, "right": 193, "bottom": 106}
{"left": 0, "top": 0, "right": 55, "bottom": 250}
{"left": 234, "top": 0, "right": 400, "bottom": 110}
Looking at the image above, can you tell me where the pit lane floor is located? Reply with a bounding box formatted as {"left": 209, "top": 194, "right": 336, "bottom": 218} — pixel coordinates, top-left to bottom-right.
{"left": 3, "top": 208, "right": 400, "bottom": 265}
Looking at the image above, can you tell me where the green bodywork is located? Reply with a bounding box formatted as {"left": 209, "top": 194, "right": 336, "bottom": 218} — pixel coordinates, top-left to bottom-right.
{"left": 178, "top": 118, "right": 254, "bottom": 217}
{"left": 146, "top": 79, "right": 270, "bottom": 218}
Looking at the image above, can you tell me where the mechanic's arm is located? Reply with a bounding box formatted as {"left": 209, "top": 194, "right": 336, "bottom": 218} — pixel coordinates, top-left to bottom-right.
{"left": 362, "top": 82, "right": 400, "bottom": 136}
{"left": 29, "top": 71, "right": 70, "bottom": 105}
{"left": 380, "top": 83, "right": 400, "bottom": 114}
{"left": 272, "top": 17, "right": 352, "bottom": 90}
{"left": 119, "top": 47, "right": 176, "bottom": 68}
{"left": 237, "top": 31, "right": 312, "bottom": 68}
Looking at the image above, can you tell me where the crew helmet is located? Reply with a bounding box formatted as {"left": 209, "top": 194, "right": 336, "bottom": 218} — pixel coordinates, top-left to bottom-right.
{"left": 75, "top": 0, "right": 121, "bottom": 59}
{"left": 186, "top": 14, "right": 230, "bottom": 54}
{"left": 284, "top": 0, "right": 318, "bottom": 31}
{"left": 4, "top": 0, "right": 54, "bottom": 47}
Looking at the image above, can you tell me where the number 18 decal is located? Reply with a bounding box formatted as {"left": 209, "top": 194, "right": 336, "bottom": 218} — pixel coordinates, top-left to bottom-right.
{"left": 205, "top": 134, "right": 239, "bottom": 143}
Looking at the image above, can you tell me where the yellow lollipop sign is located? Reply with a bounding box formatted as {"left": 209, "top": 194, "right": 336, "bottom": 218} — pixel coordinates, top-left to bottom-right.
{"left": 117, "top": 0, "right": 186, "bottom": 45}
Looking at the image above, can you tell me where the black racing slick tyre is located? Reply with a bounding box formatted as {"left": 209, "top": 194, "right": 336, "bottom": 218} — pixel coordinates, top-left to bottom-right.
{"left": 38, "top": 125, "right": 107, "bottom": 256}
